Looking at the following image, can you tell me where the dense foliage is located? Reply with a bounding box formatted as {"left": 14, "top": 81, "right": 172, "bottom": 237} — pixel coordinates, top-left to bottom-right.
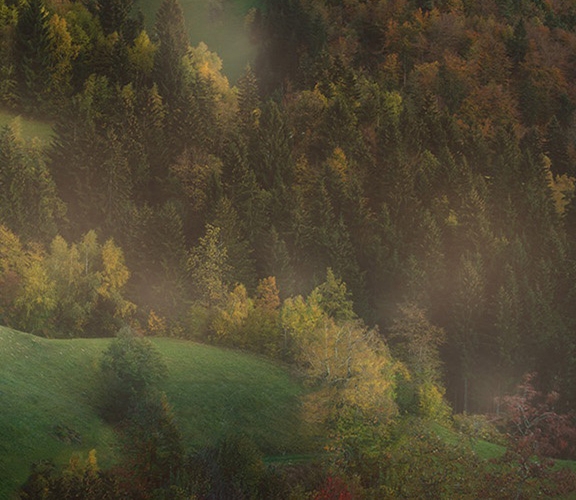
{"left": 3, "top": 0, "right": 576, "bottom": 496}
{"left": 1, "top": 0, "right": 576, "bottom": 413}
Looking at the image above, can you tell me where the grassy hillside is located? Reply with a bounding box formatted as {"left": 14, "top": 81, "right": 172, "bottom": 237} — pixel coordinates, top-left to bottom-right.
{"left": 0, "top": 327, "right": 307, "bottom": 499}
{"left": 138, "top": 0, "right": 261, "bottom": 81}
{"left": 0, "top": 329, "right": 116, "bottom": 499}
{"left": 0, "top": 108, "right": 53, "bottom": 143}
{"left": 152, "top": 338, "right": 308, "bottom": 455}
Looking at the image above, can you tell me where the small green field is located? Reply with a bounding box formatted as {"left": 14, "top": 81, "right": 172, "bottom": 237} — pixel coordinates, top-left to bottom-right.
{"left": 138, "top": 0, "right": 261, "bottom": 82}
{"left": 430, "top": 422, "right": 506, "bottom": 460}
{"left": 0, "top": 327, "right": 307, "bottom": 499}
{"left": 0, "top": 108, "right": 54, "bottom": 144}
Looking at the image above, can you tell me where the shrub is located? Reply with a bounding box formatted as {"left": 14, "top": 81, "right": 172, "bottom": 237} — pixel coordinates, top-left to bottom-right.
{"left": 121, "top": 394, "right": 184, "bottom": 490}
{"left": 98, "top": 327, "right": 167, "bottom": 422}
{"left": 18, "top": 451, "right": 125, "bottom": 499}
{"left": 453, "top": 413, "right": 506, "bottom": 446}
{"left": 378, "top": 420, "right": 483, "bottom": 498}
{"left": 497, "top": 373, "right": 576, "bottom": 459}
{"left": 189, "top": 434, "right": 266, "bottom": 499}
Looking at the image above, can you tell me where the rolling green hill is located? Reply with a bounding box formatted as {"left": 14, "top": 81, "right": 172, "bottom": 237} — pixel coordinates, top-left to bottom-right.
{"left": 0, "top": 327, "right": 307, "bottom": 499}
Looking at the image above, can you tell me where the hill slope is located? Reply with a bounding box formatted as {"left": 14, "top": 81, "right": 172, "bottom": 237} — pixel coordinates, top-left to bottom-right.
{"left": 0, "top": 327, "right": 307, "bottom": 498}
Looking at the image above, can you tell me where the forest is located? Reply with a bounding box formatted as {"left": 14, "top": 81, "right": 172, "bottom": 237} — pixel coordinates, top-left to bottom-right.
{"left": 3, "top": 0, "right": 576, "bottom": 496}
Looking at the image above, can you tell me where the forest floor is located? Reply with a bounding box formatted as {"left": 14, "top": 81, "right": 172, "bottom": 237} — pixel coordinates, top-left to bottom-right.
{"left": 0, "top": 327, "right": 309, "bottom": 499}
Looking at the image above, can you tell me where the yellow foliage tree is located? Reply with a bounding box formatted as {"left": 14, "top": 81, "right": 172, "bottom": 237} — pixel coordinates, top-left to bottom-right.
{"left": 14, "top": 252, "right": 57, "bottom": 335}
{"left": 128, "top": 31, "right": 157, "bottom": 81}
{"left": 282, "top": 290, "right": 398, "bottom": 425}
{"left": 47, "top": 14, "right": 78, "bottom": 100}
{"left": 147, "top": 309, "right": 168, "bottom": 337}
{"left": 388, "top": 302, "right": 451, "bottom": 421}
{"left": 211, "top": 283, "right": 253, "bottom": 345}
{"left": 1, "top": 228, "right": 134, "bottom": 336}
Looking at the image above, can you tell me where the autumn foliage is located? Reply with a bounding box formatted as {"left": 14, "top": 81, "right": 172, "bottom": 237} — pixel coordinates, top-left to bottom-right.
{"left": 497, "top": 373, "right": 576, "bottom": 460}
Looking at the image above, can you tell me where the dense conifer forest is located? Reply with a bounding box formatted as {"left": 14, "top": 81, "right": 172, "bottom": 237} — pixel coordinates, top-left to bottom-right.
{"left": 3, "top": 0, "right": 576, "bottom": 496}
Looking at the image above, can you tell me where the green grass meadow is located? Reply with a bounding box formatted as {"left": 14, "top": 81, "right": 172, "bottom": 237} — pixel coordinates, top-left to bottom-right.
{"left": 0, "top": 327, "right": 307, "bottom": 499}
{"left": 0, "top": 329, "right": 116, "bottom": 499}
{"left": 152, "top": 338, "right": 307, "bottom": 455}
{"left": 0, "top": 109, "right": 54, "bottom": 144}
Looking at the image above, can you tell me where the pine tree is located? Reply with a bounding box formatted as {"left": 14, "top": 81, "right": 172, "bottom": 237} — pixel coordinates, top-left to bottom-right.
{"left": 449, "top": 252, "right": 486, "bottom": 413}
{"left": 14, "top": 0, "right": 51, "bottom": 108}
{"left": 96, "top": 0, "right": 134, "bottom": 37}
{"left": 236, "top": 65, "right": 260, "bottom": 133}
{"left": 0, "top": 122, "right": 65, "bottom": 241}
{"left": 210, "top": 197, "right": 256, "bottom": 292}
{"left": 127, "top": 31, "right": 157, "bottom": 87}
{"left": 140, "top": 83, "right": 170, "bottom": 201}
{"left": 0, "top": 0, "right": 18, "bottom": 106}
{"left": 116, "top": 84, "right": 149, "bottom": 204}
{"left": 251, "top": 100, "right": 294, "bottom": 230}
{"left": 101, "top": 128, "right": 133, "bottom": 233}
{"left": 187, "top": 224, "right": 230, "bottom": 307}
{"left": 46, "top": 14, "right": 78, "bottom": 103}
{"left": 262, "top": 226, "right": 295, "bottom": 298}
{"left": 49, "top": 75, "right": 137, "bottom": 235}
{"left": 232, "top": 163, "right": 272, "bottom": 249}
{"left": 152, "top": 0, "right": 188, "bottom": 107}
{"left": 506, "top": 19, "right": 528, "bottom": 66}
{"left": 546, "top": 115, "right": 572, "bottom": 176}
{"left": 494, "top": 264, "right": 522, "bottom": 371}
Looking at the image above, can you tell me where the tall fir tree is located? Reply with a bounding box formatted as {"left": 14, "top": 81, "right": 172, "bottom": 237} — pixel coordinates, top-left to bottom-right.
{"left": 0, "top": 122, "right": 65, "bottom": 241}
{"left": 152, "top": 0, "right": 188, "bottom": 108}
{"left": 95, "top": 0, "right": 134, "bottom": 38}
{"left": 14, "top": 0, "right": 51, "bottom": 109}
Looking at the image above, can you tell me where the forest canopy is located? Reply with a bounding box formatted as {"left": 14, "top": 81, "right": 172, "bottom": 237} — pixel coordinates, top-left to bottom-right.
{"left": 2, "top": 0, "right": 576, "bottom": 426}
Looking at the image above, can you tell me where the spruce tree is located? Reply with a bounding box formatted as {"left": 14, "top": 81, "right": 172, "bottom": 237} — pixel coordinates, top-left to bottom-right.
{"left": 211, "top": 197, "right": 257, "bottom": 292}
{"left": 236, "top": 65, "right": 260, "bottom": 133}
{"left": 0, "top": 122, "right": 65, "bottom": 241}
{"left": 152, "top": 0, "right": 188, "bottom": 107}
{"left": 96, "top": 0, "right": 134, "bottom": 37}
{"left": 14, "top": 0, "right": 51, "bottom": 108}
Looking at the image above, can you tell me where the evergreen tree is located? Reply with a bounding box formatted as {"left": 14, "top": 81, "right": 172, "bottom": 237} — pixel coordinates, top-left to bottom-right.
{"left": 0, "top": 122, "right": 65, "bottom": 241}
{"left": 236, "top": 65, "right": 260, "bottom": 133}
{"left": 46, "top": 14, "right": 78, "bottom": 103}
{"left": 0, "top": 0, "right": 18, "bottom": 106}
{"left": 210, "top": 197, "right": 256, "bottom": 292}
{"left": 14, "top": 0, "right": 51, "bottom": 108}
{"left": 124, "top": 394, "right": 184, "bottom": 489}
{"left": 546, "top": 115, "right": 572, "bottom": 176}
{"left": 152, "top": 0, "right": 188, "bottom": 107}
{"left": 506, "top": 19, "right": 528, "bottom": 66}
{"left": 140, "top": 83, "right": 169, "bottom": 201}
{"left": 494, "top": 264, "right": 522, "bottom": 371}
{"left": 262, "top": 226, "right": 295, "bottom": 298}
{"left": 231, "top": 161, "right": 272, "bottom": 250}
{"left": 99, "top": 326, "right": 167, "bottom": 421}
{"left": 449, "top": 252, "right": 487, "bottom": 413}
{"left": 187, "top": 224, "right": 230, "bottom": 307}
{"left": 95, "top": 0, "right": 134, "bottom": 38}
